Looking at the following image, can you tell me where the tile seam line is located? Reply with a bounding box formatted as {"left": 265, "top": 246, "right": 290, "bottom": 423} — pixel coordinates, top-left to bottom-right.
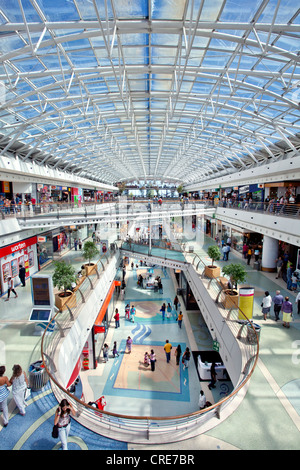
{"left": 257, "top": 357, "right": 300, "bottom": 432}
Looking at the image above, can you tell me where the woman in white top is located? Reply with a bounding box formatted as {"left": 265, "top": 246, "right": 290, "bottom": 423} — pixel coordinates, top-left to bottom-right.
{"left": 0, "top": 366, "right": 11, "bottom": 427}
{"left": 10, "top": 364, "right": 28, "bottom": 416}
{"left": 262, "top": 291, "right": 272, "bottom": 320}
{"left": 54, "top": 399, "right": 76, "bottom": 450}
{"left": 5, "top": 276, "right": 18, "bottom": 301}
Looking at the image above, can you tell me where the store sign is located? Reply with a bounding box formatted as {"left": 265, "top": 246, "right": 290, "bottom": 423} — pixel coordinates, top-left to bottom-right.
{"left": 213, "top": 340, "right": 220, "bottom": 352}
{"left": 0, "top": 236, "right": 37, "bottom": 258}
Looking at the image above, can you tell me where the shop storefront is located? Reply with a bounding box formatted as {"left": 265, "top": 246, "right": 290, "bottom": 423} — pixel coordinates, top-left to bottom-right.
{"left": 0, "top": 236, "right": 38, "bottom": 296}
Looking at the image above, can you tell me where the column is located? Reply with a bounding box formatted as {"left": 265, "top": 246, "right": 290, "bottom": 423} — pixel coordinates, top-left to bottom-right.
{"left": 261, "top": 235, "right": 279, "bottom": 272}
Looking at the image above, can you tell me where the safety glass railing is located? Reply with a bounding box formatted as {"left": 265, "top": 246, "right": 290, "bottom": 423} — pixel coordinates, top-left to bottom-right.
{"left": 40, "top": 238, "right": 259, "bottom": 442}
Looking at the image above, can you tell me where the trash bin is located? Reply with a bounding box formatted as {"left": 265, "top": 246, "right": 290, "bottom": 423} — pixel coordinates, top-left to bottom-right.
{"left": 247, "top": 322, "right": 261, "bottom": 345}
{"left": 29, "top": 360, "right": 49, "bottom": 391}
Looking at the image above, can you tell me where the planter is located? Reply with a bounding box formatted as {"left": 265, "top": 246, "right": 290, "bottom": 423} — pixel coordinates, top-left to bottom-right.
{"left": 55, "top": 291, "right": 76, "bottom": 312}
{"left": 204, "top": 265, "right": 221, "bottom": 279}
{"left": 84, "top": 263, "right": 96, "bottom": 276}
{"left": 222, "top": 289, "right": 239, "bottom": 309}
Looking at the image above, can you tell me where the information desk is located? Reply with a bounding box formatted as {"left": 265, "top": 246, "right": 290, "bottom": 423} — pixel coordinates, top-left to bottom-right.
{"left": 197, "top": 351, "right": 228, "bottom": 381}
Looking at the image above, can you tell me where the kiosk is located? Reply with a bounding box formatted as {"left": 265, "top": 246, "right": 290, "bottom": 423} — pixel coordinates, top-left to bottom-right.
{"left": 29, "top": 274, "right": 55, "bottom": 335}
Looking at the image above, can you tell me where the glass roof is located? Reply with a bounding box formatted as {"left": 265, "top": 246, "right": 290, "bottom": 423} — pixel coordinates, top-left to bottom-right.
{"left": 0, "top": 0, "right": 299, "bottom": 186}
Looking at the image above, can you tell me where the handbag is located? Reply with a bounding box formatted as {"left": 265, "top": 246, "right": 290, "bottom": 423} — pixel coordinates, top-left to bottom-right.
{"left": 52, "top": 424, "right": 59, "bottom": 439}
{"left": 24, "top": 387, "right": 31, "bottom": 400}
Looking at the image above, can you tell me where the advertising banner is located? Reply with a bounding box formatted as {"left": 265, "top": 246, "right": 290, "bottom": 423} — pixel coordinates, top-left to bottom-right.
{"left": 238, "top": 287, "right": 254, "bottom": 320}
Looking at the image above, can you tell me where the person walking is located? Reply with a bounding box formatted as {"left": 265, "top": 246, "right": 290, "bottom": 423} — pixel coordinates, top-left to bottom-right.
{"left": 5, "top": 277, "right": 18, "bottom": 301}
{"left": 150, "top": 350, "right": 156, "bottom": 371}
{"left": 114, "top": 308, "right": 120, "bottom": 328}
{"left": 182, "top": 347, "right": 191, "bottom": 370}
{"left": 177, "top": 311, "right": 183, "bottom": 329}
{"left": 126, "top": 336, "right": 133, "bottom": 354}
{"left": 160, "top": 303, "right": 166, "bottom": 321}
{"left": 261, "top": 291, "right": 272, "bottom": 321}
{"left": 275, "top": 256, "right": 283, "bottom": 279}
{"left": 173, "top": 295, "right": 179, "bottom": 311}
{"left": 18, "top": 264, "right": 26, "bottom": 287}
{"left": 0, "top": 366, "right": 11, "bottom": 427}
{"left": 286, "top": 264, "right": 293, "bottom": 290}
{"left": 125, "top": 303, "right": 130, "bottom": 320}
{"left": 164, "top": 340, "right": 172, "bottom": 363}
{"left": 175, "top": 344, "right": 182, "bottom": 365}
{"left": 54, "top": 399, "right": 76, "bottom": 450}
{"left": 247, "top": 247, "right": 252, "bottom": 265}
{"left": 9, "top": 364, "right": 28, "bottom": 416}
{"left": 208, "top": 362, "right": 217, "bottom": 390}
{"left": 272, "top": 290, "right": 284, "bottom": 321}
{"left": 130, "top": 305, "right": 136, "bottom": 323}
{"left": 166, "top": 302, "right": 172, "bottom": 319}
{"left": 199, "top": 390, "right": 206, "bottom": 410}
{"left": 103, "top": 343, "right": 109, "bottom": 362}
{"left": 112, "top": 341, "right": 119, "bottom": 358}
{"left": 282, "top": 296, "right": 293, "bottom": 328}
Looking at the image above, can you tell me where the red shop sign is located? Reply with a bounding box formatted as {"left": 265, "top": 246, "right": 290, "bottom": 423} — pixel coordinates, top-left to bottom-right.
{"left": 0, "top": 236, "right": 37, "bottom": 258}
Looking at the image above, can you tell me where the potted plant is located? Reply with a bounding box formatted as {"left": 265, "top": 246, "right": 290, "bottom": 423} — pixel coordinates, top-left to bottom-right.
{"left": 82, "top": 240, "right": 99, "bottom": 275}
{"left": 52, "top": 260, "right": 77, "bottom": 311}
{"left": 204, "top": 245, "right": 221, "bottom": 278}
{"left": 221, "top": 263, "right": 247, "bottom": 309}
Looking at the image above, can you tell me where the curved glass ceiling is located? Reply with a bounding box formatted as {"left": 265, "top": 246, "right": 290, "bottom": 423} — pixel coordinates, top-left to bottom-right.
{"left": 0, "top": 0, "right": 299, "bottom": 186}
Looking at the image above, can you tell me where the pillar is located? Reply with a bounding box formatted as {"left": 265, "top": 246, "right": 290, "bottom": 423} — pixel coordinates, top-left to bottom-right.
{"left": 261, "top": 235, "right": 279, "bottom": 272}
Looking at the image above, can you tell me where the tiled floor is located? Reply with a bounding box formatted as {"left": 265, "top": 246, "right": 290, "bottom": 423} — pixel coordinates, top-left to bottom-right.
{"left": 1, "top": 230, "right": 300, "bottom": 450}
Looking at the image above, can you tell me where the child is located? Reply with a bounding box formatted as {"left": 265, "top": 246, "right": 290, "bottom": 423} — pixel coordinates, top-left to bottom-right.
{"left": 103, "top": 344, "right": 109, "bottom": 362}
{"left": 144, "top": 352, "right": 150, "bottom": 366}
{"left": 291, "top": 273, "right": 298, "bottom": 291}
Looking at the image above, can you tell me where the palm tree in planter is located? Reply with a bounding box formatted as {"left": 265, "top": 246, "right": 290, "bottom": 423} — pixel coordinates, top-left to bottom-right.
{"left": 82, "top": 240, "right": 99, "bottom": 275}
{"left": 52, "top": 260, "right": 77, "bottom": 311}
{"left": 204, "top": 245, "right": 221, "bottom": 278}
{"left": 221, "top": 262, "right": 247, "bottom": 309}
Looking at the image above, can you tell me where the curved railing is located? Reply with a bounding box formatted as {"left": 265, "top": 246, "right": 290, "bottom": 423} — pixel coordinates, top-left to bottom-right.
{"left": 40, "top": 241, "right": 259, "bottom": 443}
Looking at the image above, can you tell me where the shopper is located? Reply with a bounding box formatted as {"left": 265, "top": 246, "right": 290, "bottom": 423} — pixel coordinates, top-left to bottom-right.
{"left": 166, "top": 303, "right": 172, "bottom": 319}
{"left": 114, "top": 308, "right": 120, "bottom": 328}
{"left": 282, "top": 296, "right": 293, "bottom": 328}
{"left": 18, "top": 264, "right": 26, "bottom": 287}
{"left": 177, "top": 311, "right": 183, "bottom": 329}
{"left": 208, "top": 362, "right": 217, "bottom": 390}
{"left": 150, "top": 350, "right": 156, "bottom": 371}
{"left": 54, "top": 399, "right": 76, "bottom": 450}
{"left": 130, "top": 305, "right": 136, "bottom": 323}
{"left": 173, "top": 295, "right": 179, "bottom": 311}
{"left": 126, "top": 336, "right": 133, "bottom": 354}
{"left": 261, "top": 291, "right": 272, "bottom": 321}
{"left": 164, "top": 340, "right": 172, "bottom": 363}
{"left": 275, "top": 256, "right": 283, "bottom": 279}
{"left": 160, "top": 303, "right": 166, "bottom": 321}
{"left": 0, "top": 366, "right": 11, "bottom": 427}
{"left": 272, "top": 290, "right": 284, "bottom": 321}
{"left": 112, "top": 341, "right": 119, "bottom": 358}
{"left": 5, "top": 277, "right": 18, "bottom": 301}
{"left": 175, "top": 344, "right": 182, "bottom": 365}
{"left": 10, "top": 364, "right": 28, "bottom": 416}
{"left": 199, "top": 390, "right": 206, "bottom": 409}
{"left": 182, "top": 347, "right": 191, "bottom": 370}
{"left": 103, "top": 343, "right": 109, "bottom": 362}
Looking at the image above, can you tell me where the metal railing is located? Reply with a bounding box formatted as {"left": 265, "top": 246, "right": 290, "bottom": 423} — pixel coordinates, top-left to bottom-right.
{"left": 217, "top": 200, "right": 300, "bottom": 218}
{"left": 40, "top": 241, "right": 259, "bottom": 443}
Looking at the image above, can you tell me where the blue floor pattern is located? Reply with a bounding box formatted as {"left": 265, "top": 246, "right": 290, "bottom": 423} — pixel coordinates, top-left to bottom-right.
{"left": 0, "top": 383, "right": 127, "bottom": 451}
